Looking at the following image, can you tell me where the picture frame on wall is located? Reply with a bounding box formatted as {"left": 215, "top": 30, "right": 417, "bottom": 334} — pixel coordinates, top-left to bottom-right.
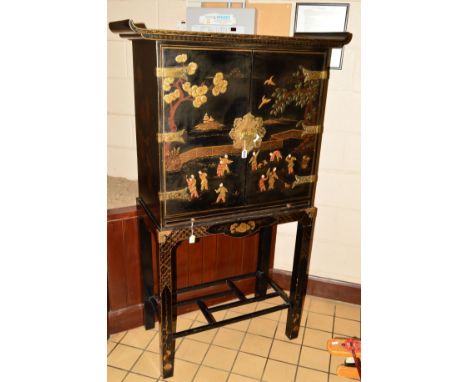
{"left": 294, "top": 3, "right": 350, "bottom": 69}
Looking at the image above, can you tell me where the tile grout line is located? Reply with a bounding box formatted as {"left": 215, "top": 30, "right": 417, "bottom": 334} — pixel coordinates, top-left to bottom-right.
{"left": 292, "top": 304, "right": 309, "bottom": 382}
{"left": 259, "top": 316, "right": 281, "bottom": 381}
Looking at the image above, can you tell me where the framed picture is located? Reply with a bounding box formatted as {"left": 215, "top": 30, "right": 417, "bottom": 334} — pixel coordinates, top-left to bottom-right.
{"left": 294, "top": 3, "right": 350, "bottom": 69}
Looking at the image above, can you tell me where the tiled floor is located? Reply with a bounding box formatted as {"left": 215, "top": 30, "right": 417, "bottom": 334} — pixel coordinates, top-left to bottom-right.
{"left": 108, "top": 295, "right": 361, "bottom": 382}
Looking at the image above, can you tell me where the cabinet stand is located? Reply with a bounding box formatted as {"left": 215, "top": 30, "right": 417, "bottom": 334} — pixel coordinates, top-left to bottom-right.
{"left": 138, "top": 197, "right": 317, "bottom": 379}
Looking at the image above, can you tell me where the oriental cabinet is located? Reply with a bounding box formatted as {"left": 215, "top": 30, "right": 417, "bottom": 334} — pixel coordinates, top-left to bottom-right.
{"left": 109, "top": 19, "right": 351, "bottom": 379}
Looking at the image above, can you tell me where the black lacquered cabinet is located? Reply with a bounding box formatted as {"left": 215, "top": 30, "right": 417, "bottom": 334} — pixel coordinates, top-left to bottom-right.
{"left": 110, "top": 19, "right": 351, "bottom": 379}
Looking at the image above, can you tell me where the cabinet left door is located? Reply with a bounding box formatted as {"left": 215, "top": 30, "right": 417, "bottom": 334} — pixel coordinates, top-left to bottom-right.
{"left": 157, "top": 46, "right": 252, "bottom": 222}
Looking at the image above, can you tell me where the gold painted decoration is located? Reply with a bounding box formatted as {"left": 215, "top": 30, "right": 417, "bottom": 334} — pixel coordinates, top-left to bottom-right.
{"left": 157, "top": 129, "right": 185, "bottom": 143}
{"left": 215, "top": 183, "right": 228, "bottom": 203}
{"left": 159, "top": 188, "right": 191, "bottom": 201}
{"left": 229, "top": 113, "right": 266, "bottom": 154}
{"left": 301, "top": 124, "right": 322, "bottom": 136}
{"left": 301, "top": 68, "right": 328, "bottom": 82}
{"left": 230, "top": 221, "right": 256, "bottom": 234}
{"left": 292, "top": 174, "right": 317, "bottom": 189}
{"left": 305, "top": 207, "right": 318, "bottom": 219}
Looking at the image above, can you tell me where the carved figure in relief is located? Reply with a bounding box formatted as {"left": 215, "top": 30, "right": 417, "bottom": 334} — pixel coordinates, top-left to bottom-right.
{"left": 285, "top": 154, "right": 297, "bottom": 174}
{"left": 269, "top": 150, "right": 283, "bottom": 162}
{"left": 198, "top": 170, "right": 209, "bottom": 191}
{"left": 215, "top": 183, "right": 228, "bottom": 203}
{"left": 301, "top": 155, "right": 311, "bottom": 170}
{"left": 267, "top": 167, "right": 279, "bottom": 190}
{"left": 249, "top": 151, "right": 258, "bottom": 171}
{"left": 186, "top": 174, "right": 199, "bottom": 199}
{"left": 259, "top": 174, "right": 267, "bottom": 192}
{"left": 216, "top": 154, "right": 233, "bottom": 177}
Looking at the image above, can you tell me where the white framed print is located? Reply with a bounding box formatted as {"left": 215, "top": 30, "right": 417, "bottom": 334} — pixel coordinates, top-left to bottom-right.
{"left": 294, "top": 3, "right": 350, "bottom": 69}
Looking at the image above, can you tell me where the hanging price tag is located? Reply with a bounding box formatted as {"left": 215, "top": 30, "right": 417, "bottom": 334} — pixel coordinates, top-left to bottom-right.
{"left": 241, "top": 149, "right": 247, "bottom": 159}
{"left": 189, "top": 234, "right": 196, "bottom": 244}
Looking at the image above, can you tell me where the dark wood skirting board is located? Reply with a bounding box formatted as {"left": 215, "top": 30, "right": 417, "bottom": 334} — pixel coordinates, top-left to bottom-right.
{"left": 271, "top": 269, "right": 361, "bottom": 305}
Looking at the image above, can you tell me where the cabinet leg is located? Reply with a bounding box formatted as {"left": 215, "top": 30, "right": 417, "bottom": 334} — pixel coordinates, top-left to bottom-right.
{"left": 286, "top": 214, "right": 316, "bottom": 339}
{"left": 255, "top": 226, "right": 273, "bottom": 297}
{"left": 139, "top": 217, "right": 155, "bottom": 330}
{"left": 157, "top": 237, "right": 178, "bottom": 379}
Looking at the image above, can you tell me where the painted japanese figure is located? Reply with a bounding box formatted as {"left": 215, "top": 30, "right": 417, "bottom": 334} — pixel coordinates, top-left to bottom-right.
{"left": 259, "top": 174, "right": 267, "bottom": 192}
{"left": 198, "top": 170, "right": 209, "bottom": 191}
{"left": 267, "top": 167, "right": 279, "bottom": 190}
{"left": 215, "top": 183, "right": 228, "bottom": 203}
{"left": 217, "top": 154, "right": 233, "bottom": 177}
{"left": 269, "top": 150, "right": 283, "bottom": 162}
{"left": 249, "top": 151, "right": 258, "bottom": 171}
{"left": 285, "top": 154, "right": 297, "bottom": 174}
{"left": 186, "top": 174, "right": 199, "bottom": 199}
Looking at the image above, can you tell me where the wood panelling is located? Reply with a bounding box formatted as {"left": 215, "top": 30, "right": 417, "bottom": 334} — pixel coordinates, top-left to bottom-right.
{"left": 108, "top": 206, "right": 277, "bottom": 334}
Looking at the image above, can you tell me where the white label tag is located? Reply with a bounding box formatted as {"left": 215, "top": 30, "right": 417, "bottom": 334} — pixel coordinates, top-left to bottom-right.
{"left": 189, "top": 234, "right": 196, "bottom": 244}
{"left": 241, "top": 149, "right": 247, "bottom": 159}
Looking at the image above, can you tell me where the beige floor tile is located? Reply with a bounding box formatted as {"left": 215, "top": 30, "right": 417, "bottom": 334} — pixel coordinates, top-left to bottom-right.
{"left": 329, "top": 374, "right": 359, "bottom": 382}
{"left": 302, "top": 328, "right": 331, "bottom": 350}
{"left": 240, "top": 333, "right": 272, "bottom": 357}
{"left": 202, "top": 345, "right": 238, "bottom": 371}
{"left": 146, "top": 333, "right": 160, "bottom": 354}
{"left": 231, "top": 352, "right": 267, "bottom": 380}
{"left": 274, "top": 322, "right": 304, "bottom": 345}
{"left": 110, "top": 331, "right": 128, "bottom": 343}
{"left": 131, "top": 351, "right": 160, "bottom": 379}
{"left": 213, "top": 328, "right": 245, "bottom": 350}
{"left": 160, "top": 359, "right": 198, "bottom": 382}
{"left": 262, "top": 296, "right": 285, "bottom": 306}
{"left": 268, "top": 340, "right": 301, "bottom": 365}
{"left": 333, "top": 318, "right": 360, "bottom": 338}
{"left": 193, "top": 366, "right": 229, "bottom": 382}
{"left": 108, "top": 366, "right": 127, "bottom": 382}
{"left": 176, "top": 317, "right": 194, "bottom": 331}
{"left": 189, "top": 321, "right": 219, "bottom": 343}
{"left": 179, "top": 309, "right": 200, "bottom": 321}
{"left": 247, "top": 317, "right": 278, "bottom": 338}
{"left": 262, "top": 359, "right": 297, "bottom": 382}
{"left": 308, "top": 298, "right": 335, "bottom": 316}
{"left": 108, "top": 344, "right": 143, "bottom": 371}
{"left": 175, "top": 338, "right": 209, "bottom": 364}
{"left": 299, "top": 346, "right": 330, "bottom": 372}
{"left": 227, "top": 373, "right": 259, "bottom": 382}
{"left": 121, "top": 326, "right": 157, "bottom": 349}
{"left": 108, "top": 340, "right": 118, "bottom": 355}
{"left": 230, "top": 301, "right": 258, "bottom": 314}
{"left": 255, "top": 302, "right": 281, "bottom": 321}
{"left": 303, "top": 295, "right": 312, "bottom": 311}
{"left": 213, "top": 310, "right": 227, "bottom": 321}
{"left": 123, "top": 372, "right": 156, "bottom": 382}
{"left": 295, "top": 367, "right": 328, "bottom": 382}
{"left": 305, "top": 312, "right": 334, "bottom": 332}
{"left": 224, "top": 311, "right": 251, "bottom": 332}
{"left": 329, "top": 355, "right": 346, "bottom": 375}
{"left": 335, "top": 304, "right": 361, "bottom": 321}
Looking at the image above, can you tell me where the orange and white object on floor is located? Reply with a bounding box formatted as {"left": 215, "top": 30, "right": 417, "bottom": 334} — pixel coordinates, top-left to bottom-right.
{"left": 327, "top": 337, "right": 361, "bottom": 380}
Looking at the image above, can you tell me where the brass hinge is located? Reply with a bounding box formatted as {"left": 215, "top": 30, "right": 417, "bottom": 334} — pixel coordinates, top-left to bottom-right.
{"left": 305, "top": 207, "right": 318, "bottom": 219}
{"left": 301, "top": 124, "right": 322, "bottom": 136}
{"left": 292, "top": 174, "right": 317, "bottom": 189}
{"left": 157, "top": 129, "right": 186, "bottom": 143}
{"left": 159, "top": 188, "right": 190, "bottom": 201}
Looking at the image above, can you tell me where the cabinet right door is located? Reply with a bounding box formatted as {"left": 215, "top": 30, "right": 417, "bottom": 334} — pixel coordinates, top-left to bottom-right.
{"left": 243, "top": 50, "right": 329, "bottom": 209}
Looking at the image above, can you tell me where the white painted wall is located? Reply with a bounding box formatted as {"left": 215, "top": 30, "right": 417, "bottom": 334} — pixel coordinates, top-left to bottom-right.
{"left": 107, "top": 0, "right": 360, "bottom": 283}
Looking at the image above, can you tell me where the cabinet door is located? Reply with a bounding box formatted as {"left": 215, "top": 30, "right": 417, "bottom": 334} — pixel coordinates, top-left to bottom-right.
{"left": 243, "top": 51, "right": 328, "bottom": 208}
{"left": 158, "top": 47, "right": 252, "bottom": 221}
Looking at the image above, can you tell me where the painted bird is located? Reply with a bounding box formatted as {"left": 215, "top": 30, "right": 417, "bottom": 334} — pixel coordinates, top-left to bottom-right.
{"left": 258, "top": 95, "right": 272, "bottom": 109}
{"left": 264, "top": 75, "right": 276, "bottom": 86}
